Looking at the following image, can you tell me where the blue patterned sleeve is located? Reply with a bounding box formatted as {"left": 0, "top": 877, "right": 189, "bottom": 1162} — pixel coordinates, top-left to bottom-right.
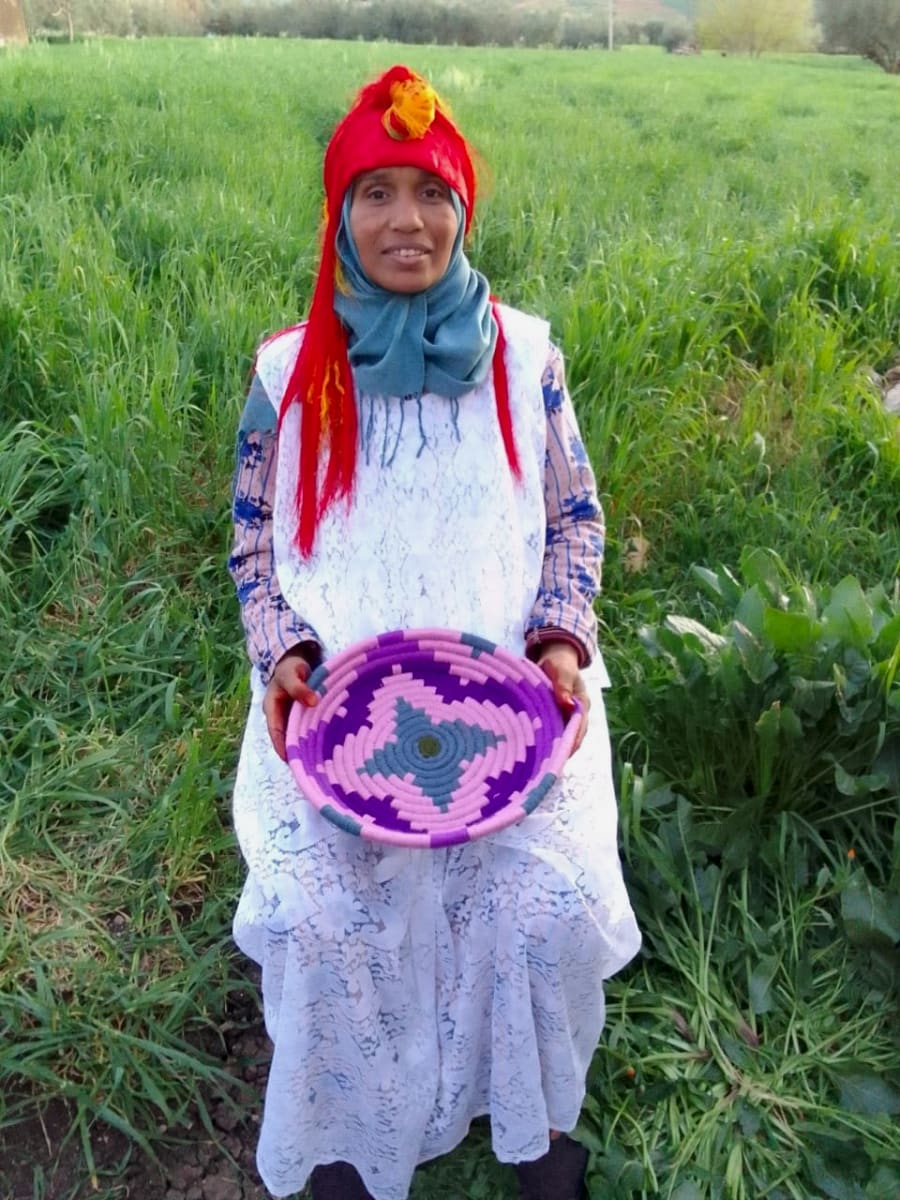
{"left": 524, "top": 343, "right": 603, "bottom": 667}
{"left": 227, "top": 375, "right": 322, "bottom": 683}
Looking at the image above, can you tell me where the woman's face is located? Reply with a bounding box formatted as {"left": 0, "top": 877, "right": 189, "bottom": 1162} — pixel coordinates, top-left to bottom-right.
{"left": 349, "top": 166, "right": 459, "bottom": 294}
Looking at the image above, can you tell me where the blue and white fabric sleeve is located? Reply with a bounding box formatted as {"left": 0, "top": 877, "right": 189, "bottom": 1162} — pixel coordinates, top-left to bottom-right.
{"left": 227, "top": 374, "right": 322, "bottom": 684}
{"left": 525, "top": 343, "right": 603, "bottom": 668}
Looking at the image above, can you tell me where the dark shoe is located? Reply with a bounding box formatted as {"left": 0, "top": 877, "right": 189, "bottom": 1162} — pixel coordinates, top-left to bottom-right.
{"left": 310, "top": 1161, "right": 374, "bottom": 1200}
{"left": 514, "top": 1134, "right": 589, "bottom": 1200}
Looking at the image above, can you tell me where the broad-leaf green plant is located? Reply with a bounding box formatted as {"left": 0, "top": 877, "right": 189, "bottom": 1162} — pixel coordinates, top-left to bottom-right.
{"left": 619, "top": 548, "right": 899, "bottom": 828}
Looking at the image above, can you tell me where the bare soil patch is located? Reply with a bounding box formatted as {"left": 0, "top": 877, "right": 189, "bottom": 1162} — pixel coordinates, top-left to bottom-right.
{"left": 1, "top": 979, "right": 276, "bottom": 1200}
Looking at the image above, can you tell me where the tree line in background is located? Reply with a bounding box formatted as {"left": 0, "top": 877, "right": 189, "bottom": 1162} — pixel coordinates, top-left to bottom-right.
{"left": 12, "top": 0, "right": 900, "bottom": 73}
{"left": 19, "top": 0, "right": 692, "bottom": 50}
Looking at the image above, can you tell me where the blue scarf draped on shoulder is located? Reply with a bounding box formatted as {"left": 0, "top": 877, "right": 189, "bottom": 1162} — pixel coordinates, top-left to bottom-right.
{"left": 333, "top": 190, "right": 497, "bottom": 400}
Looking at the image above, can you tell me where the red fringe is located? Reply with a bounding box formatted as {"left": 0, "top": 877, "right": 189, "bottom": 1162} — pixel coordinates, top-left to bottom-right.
{"left": 491, "top": 302, "right": 521, "bottom": 481}
{"left": 279, "top": 224, "right": 359, "bottom": 557}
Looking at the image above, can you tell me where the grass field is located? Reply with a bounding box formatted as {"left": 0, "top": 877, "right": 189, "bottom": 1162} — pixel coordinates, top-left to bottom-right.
{"left": 1, "top": 36, "right": 898, "bottom": 1200}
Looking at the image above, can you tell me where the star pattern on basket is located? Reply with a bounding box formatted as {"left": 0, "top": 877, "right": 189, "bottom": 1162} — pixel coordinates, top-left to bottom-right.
{"left": 359, "top": 698, "right": 502, "bottom": 812}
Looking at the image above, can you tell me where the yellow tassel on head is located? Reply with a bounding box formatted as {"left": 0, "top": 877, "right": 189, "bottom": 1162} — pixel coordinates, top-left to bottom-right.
{"left": 382, "top": 78, "right": 439, "bottom": 141}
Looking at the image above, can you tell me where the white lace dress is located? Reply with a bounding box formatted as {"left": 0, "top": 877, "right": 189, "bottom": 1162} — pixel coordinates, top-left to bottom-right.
{"left": 231, "top": 305, "right": 641, "bottom": 1199}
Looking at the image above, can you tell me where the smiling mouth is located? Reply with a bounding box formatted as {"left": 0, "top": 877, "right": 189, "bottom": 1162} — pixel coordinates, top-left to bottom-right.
{"left": 385, "top": 247, "right": 429, "bottom": 259}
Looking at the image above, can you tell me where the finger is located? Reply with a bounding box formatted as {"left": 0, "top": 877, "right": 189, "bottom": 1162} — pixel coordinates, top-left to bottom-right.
{"left": 271, "top": 662, "right": 316, "bottom": 705}
{"left": 540, "top": 662, "right": 580, "bottom": 724}
{"left": 263, "top": 689, "right": 290, "bottom": 762}
{"left": 277, "top": 660, "right": 319, "bottom": 707}
{"left": 540, "top": 658, "right": 574, "bottom": 708}
{"left": 555, "top": 673, "right": 576, "bottom": 703}
{"left": 568, "top": 681, "right": 590, "bottom": 755}
{"left": 571, "top": 710, "right": 588, "bottom": 755}
{"left": 293, "top": 679, "right": 319, "bottom": 708}
{"left": 539, "top": 658, "right": 560, "bottom": 688}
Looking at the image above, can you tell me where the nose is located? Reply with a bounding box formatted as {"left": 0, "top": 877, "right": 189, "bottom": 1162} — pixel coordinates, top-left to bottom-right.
{"left": 389, "top": 192, "right": 425, "bottom": 231}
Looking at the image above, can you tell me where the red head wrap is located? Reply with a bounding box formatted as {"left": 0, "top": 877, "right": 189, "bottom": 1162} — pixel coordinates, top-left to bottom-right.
{"left": 277, "top": 65, "right": 518, "bottom": 556}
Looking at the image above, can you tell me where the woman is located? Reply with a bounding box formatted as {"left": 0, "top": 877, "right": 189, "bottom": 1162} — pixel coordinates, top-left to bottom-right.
{"left": 228, "top": 65, "right": 640, "bottom": 1200}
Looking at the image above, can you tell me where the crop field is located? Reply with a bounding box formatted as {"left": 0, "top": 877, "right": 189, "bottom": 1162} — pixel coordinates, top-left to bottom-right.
{"left": 1, "top": 35, "right": 898, "bottom": 1200}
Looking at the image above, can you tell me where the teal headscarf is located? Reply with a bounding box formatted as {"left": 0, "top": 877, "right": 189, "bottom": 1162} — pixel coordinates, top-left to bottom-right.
{"left": 333, "top": 190, "right": 496, "bottom": 400}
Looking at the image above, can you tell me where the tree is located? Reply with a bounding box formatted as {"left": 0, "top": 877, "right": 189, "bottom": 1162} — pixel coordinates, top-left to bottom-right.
{"left": 697, "top": 0, "right": 815, "bottom": 55}
{"left": 818, "top": 0, "right": 900, "bottom": 74}
{"left": 0, "top": 0, "right": 29, "bottom": 43}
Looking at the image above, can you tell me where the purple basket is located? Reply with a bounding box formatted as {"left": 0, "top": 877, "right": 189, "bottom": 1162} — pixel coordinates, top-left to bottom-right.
{"left": 284, "top": 628, "right": 581, "bottom": 849}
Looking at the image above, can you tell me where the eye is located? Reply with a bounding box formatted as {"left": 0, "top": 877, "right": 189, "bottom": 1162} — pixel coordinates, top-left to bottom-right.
{"left": 421, "top": 182, "right": 450, "bottom": 202}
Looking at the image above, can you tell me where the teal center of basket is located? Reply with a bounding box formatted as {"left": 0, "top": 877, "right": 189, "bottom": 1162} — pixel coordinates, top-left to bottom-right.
{"left": 360, "top": 698, "right": 501, "bottom": 812}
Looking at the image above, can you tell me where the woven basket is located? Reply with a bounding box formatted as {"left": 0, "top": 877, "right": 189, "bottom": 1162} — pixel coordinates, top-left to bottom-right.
{"left": 285, "top": 628, "right": 580, "bottom": 848}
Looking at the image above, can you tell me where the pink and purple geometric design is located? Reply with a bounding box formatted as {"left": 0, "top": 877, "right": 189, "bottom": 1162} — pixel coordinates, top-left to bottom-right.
{"left": 284, "top": 628, "right": 581, "bottom": 848}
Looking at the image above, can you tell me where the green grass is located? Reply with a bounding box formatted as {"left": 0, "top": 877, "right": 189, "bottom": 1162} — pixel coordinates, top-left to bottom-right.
{"left": 1, "top": 37, "right": 898, "bottom": 1199}
{"left": 585, "top": 787, "right": 899, "bottom": 1200}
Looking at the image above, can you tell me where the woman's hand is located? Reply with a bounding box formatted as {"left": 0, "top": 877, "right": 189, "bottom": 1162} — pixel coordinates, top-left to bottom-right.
{"left": 263, "top": 644, "right": 320, "bottom": 762}
{"left": 534, "top": 641, "right": 589, "bottom": 756}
